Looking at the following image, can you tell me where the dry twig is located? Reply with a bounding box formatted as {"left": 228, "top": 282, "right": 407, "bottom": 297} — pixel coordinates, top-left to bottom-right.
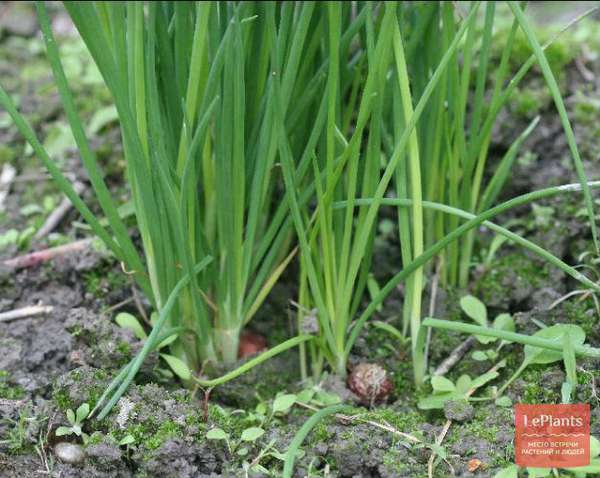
{"left": 0, "top": 163, "right": 16, "bottom": 212}
{"left": 0, "top": 304, "right": 53, "bottom": 323}
{"left": 433, "top": 336, "right": 477, "bottom": 377}
{"left": 34, "top": 181, "right": 85, "bottom": 240}
{"left": 2, "top": 237, "right": 93, "bottom": 270}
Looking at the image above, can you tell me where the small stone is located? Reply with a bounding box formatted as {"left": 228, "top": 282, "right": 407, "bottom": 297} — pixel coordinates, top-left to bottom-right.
{"left": 468, "top": 458, "right": 483, "bottom": 472}
{"left": 443, "top": 400, "right": 474, "bottom": 423}
{"left": 315, "top": 442, "right": 328, "bottom": 456}
{"left": 54, "top": 442, "right": 85, "bottom": 464}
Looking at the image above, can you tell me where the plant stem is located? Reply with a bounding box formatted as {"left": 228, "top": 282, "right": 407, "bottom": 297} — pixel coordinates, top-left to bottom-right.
{"left": 422, "top": 319, "right": 600, "bottom": 359}
{"left": 194, "top": 335, "right": 314, "bottom": 388}
{"left": 215, "top": 327, "right": 241, "bottom": 365}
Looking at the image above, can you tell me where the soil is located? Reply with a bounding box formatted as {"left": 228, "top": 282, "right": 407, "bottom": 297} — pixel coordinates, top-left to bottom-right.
{"left": 2, "top": 4, "right": 600, "bottom": 478}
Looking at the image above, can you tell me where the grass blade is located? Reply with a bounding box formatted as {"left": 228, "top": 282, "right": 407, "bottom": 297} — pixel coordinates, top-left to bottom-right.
{"left": 508, "top": 1, "right": 598, "bottom": 253}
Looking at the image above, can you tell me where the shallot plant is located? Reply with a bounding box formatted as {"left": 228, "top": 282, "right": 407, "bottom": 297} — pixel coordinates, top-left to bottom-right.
{"left": 1, "top": 2, "right": 598, "bottom": 419}
{"left": 0, "top": 1, "right": 335, "bottom": 414}
{"left": 289, "top": 1, "right": 599, "bottom": 386}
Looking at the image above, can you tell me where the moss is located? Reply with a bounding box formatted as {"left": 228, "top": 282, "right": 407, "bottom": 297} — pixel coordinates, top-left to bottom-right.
{"left": 104, "top": 392, "right": 203, "bottom": 456}
{"left": 207, "top": 403, "right": 257, "bottom": 437}
{"left": 0, "top": 145, "right": 15, "bottom": 165}
{"left": 574, "top": 95, "right": 600, "bottom": 126}
{"left": 117, "top": 340, "right": 131, "bottom": 357}
{"left": 520, "top": 367, "right": 560, "bottom": 404}
{"left": 52, "top": 367, "right": 108, "bottom": 412}
{"left": 83, "top": 273, "right": 103, "bottom": 297}
{"left": 1, "top": 406, "right": 37, "bottom": 456}
{"left": 563, "top": 300, "right": 597, "bottom": 338}
{"left": 364, "top": 407, "right": 422, "bottom": 434}
{"left": 391, "top": 359, "right": 415, "bottom": 399}
{"left": 381, "top": 451, "right": 411, "bottom": 474}
{"left": 83, "top": 266, "right": 128, "bottom": 298}
{"left": 110, "top": 416, "right": 186, "bottom": 456}
{"left": 68, "top": 323, "right": 84, "bottom": 338}
{"left": 447, "top": 418, "right": 499, "bottom": 447}
{"left": 476, "top": 252, "right": 550, "bottom": 306}
{"left": 0, "top": 370, "right": 25, "bottom": 400}
{"left": 145, "top": 421, "right": 184, "bottom": 451}
{"left": 310, "top": 420, "right": 333, "bottom": 444}
{"left": 86, "top": 389, "right": 105, "bottom": 410}
{"left": 52, "top": 388, "right": 74, "bottom": 411}
{"left": 493, "top": 25, "right": 578, "bottom": 78}
{"left": 116, "top": 423, "right": 148, "bottom": 444}
{"left": 511, "top": 86, "right": 551, "bottom": 118}
{"left": 93, "top": 369, "right": 109, "bottom": 381}
{"left": 85, "top": 431, "right": 107, "bottom": 447}
{"left": 577, "top": 366, "right": 600, "bottom": 405}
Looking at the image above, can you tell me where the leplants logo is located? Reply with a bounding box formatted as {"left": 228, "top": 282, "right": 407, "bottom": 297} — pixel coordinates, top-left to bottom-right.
{"left": 515, "top": 404, "right": 590, "bottom": 467}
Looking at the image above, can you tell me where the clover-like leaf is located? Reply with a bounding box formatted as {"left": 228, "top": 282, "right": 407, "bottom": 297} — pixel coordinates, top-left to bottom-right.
{"left": 460, "top": 295, "right": 487, "bottom": 325}
{"left": 119, "top": 434, "right": 135, "bottom": 446}
{"left": 461, "top": 296, "right": 495, "bottom": 343}
{"left": 206, "top": 428, "right": 229, "bottom": 441}
{"left": 296, "top": 389, "right": 315, "bottom": 404}
{"left": 241, "top": 427, "right": 265, "bottom": 442}
{"left": 160, "top": 353, "right": 191, "bottom": 381}
{"left": 472, "top": 351, "right": 489, "bottom": 362}
{"left": 55, "top": 426, "right": 72, "bottom": 437}
{"left": 526, "top": 467, "right": 551, "bottom": 477}
{"left": 455, "top": 375, "right": 472, "bottom": 395}
{"left": 418, "top": 392, "right": 462, "bottom": 410}
{"left": 431, "top": 376, "right": 455, "bottom": 393}
{"left": 314, "top": 390, "right": 341, "bottom": 406}
{"left": 470, "top": 366, "right": 503, "bottom": 390}
{"left": 115, "top": 312, "right": 147, "bottom": 340}
{"left": 66, "top": 409, "right": 76, "bottom": 425}
{"left": 272, "top": 394, "right": 297, "bottom": 414}
{"left": 525, "top": 324, "right": 585, "bottom": 365}
{"left": 76, "top": 403, "right": 90, "bottom": 423}
{"left": 493, "top": 313, "right": 514, "bottom": 334}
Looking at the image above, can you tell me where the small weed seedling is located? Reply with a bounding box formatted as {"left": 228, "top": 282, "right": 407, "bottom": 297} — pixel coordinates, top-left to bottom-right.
{"left": 460, "top": 295, "right": 515, "bottom": 362}
{"left": 0, "top": 405, "right": 42, "bottom": 453}
{"left": 55, "top": 403, "right": 90, "bottom": 443}
{"left": 422, "top": 318, "right": 600, "bottom": 402}
{"left": 418, "top": 362, "right": 506, "bottom": 410}
{"left": 206, "top": 392, "right": 305, "bottom": 475}
{"left": 115, "top": 312, "right": 191, "bottom": 381}
{"left": 496, "top": 324, "right": 586, "bottom": 396}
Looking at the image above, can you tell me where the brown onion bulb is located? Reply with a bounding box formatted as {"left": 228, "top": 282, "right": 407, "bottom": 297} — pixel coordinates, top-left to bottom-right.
{"left": 347, "top": 363, "right": 393, "bottom": 405}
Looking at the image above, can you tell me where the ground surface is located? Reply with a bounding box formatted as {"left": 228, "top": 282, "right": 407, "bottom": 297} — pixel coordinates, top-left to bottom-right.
{"left": 2, "top": 3, "right": 600, "bottom": 478}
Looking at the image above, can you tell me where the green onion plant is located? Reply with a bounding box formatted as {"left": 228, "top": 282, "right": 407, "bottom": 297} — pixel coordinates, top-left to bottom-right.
{"left": 0, "top": 1, "right": 598, "bottom": 412}
{"left": 0, "top": 2, "right": 335, "bottom": 379}
{"left": 288, "top": 1, "right": 598, "bottom": 386}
